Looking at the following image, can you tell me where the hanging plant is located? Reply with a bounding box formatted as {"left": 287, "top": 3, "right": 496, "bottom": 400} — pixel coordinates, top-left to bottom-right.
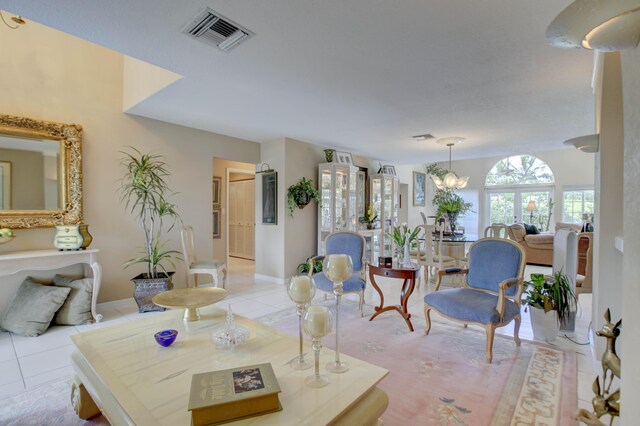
{"left": 287, "top": 177, "right": 320, "bottom": 217}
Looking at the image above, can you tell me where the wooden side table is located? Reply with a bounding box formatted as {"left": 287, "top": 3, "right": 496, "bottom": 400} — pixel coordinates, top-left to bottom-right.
{"left": 368, "top": 262, "right": 421, "bottom": 331}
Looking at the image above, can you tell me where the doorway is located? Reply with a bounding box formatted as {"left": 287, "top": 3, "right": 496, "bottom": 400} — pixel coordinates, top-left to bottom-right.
{"left": 227, "top": 169, "right": 255, "bottom": 260}
{"left": 486, "top": 186, "right": 553, "bottom": 230}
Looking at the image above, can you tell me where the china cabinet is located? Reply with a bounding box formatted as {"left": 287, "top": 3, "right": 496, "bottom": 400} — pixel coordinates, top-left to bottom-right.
{"left": 370, "top": 173, "right": 399, "bottom": 256}
{"left": 317, "top": 163, "right": 360, "bottom": 254}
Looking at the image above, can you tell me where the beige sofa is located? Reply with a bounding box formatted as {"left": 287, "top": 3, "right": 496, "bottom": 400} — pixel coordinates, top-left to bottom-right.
{"left": 507, "top": 224, "right": 554, "bottom": 265}
{"left": 507, "top": 222, "right": 583, "bottom": 266}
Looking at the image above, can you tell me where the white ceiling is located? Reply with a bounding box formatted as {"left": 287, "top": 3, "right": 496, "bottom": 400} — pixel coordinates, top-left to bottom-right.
{"left": 4, "top": 0, "right": 595, "bottom": 164}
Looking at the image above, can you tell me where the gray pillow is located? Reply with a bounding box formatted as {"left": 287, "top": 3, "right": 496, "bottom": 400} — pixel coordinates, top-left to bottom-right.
{"left": 0, "top": 278, "right": 71, "bottom": 337}
{"left": 53, "top": 274, "right": 94, "bottom": 325}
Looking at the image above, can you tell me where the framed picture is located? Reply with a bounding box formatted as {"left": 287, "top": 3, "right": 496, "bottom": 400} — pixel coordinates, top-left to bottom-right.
{"left": 212, "top": 176, "right": 221, "bottom": 208}
{"left": 262, "top": 171, "right": 277, "bottom": 225}
{"left": 335, "top": 151, "right": 354, "bottom": 165}
{"left": 413, "top": 171, "right": 426, "bottom": 206}
{"left": 212, "top": 209, "right": 221, "bottom": 238}
{"left": 0, "top": 161, "right": 11, "bottom": 210}
{"left": 381, "top": 165, "right": 396, "bottom": 176}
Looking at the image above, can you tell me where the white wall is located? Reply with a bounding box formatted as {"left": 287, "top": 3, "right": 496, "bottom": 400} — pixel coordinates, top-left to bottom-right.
{"left": 621, "top": 46, "right": 640, "bottom": 424}
{"left": 592, "top": 53, "right": 624, "bottom": 360}
{"left": 255, "top": 139, "right": 286, "bottom": 281}
{"left": 0, "top": 19, "right": 259, "bottom": 309}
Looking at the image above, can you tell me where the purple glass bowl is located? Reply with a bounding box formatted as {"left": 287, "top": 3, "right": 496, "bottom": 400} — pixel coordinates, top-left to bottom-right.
{"left": 154, "top": 329, "right": 178, "bottom": 347}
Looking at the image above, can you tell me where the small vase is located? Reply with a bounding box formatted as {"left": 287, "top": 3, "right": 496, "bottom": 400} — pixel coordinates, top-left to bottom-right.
{"left": 366, "top": 223, "right": 373, "bottom": 230}
{"left": 324, "top": 149, "right": 335, "bottom": 162}
{"left": 402, "top": 242, "right": 412, "bottom": 268}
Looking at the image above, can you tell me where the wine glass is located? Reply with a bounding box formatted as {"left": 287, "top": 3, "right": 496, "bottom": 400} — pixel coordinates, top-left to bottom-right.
{"left": 303, "top": 305, "right": 332, "bottom": 388}
{"left": 286, "top": 275, "right": 316, "bottom": 370}
{"left": 323, "top": 254, "right": 352, "bottom": 373}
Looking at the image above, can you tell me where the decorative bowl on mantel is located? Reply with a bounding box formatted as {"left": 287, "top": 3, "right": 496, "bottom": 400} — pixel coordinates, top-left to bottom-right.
{"left": 0, "top": 228, "right": 15, "bottom": 244}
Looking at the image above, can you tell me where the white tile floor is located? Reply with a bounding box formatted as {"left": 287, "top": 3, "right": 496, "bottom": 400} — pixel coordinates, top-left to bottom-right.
{"left": 0, "top": 258, "right": 600, "bottom": 416}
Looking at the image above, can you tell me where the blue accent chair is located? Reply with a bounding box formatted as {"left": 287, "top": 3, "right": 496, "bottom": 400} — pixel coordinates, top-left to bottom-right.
{"left": 310, "top": 231, "right": 367, "bottom": 316}
{"left": 424, "top": 238, "right": 526, "bottom": 363}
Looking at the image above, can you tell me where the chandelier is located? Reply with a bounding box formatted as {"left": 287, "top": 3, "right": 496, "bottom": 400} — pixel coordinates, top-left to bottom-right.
{"left": 430, "top": 137, "right": 469, "bottom": 190}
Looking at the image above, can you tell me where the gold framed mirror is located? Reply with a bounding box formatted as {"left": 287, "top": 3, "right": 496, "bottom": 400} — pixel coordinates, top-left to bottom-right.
{"left": 0, "top": 114, "right": 83, "bottom": 228}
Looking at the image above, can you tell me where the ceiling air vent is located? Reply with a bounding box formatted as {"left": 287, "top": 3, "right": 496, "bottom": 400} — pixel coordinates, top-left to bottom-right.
{"left": 183, "top": 8, "right": 254, "bottom": 52}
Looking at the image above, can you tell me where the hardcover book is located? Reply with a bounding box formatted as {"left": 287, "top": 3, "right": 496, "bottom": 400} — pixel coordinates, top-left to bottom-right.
{"left": 188, "top": 363, "right": 282, "bottom": 425}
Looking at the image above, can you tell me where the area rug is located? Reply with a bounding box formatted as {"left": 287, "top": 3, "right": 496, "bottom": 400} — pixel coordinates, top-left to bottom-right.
{"left": 0, "top": 379, "right": 108, "bottom": 426}
{"left": 258, "top": 301, "right": 578, "bottom": 426}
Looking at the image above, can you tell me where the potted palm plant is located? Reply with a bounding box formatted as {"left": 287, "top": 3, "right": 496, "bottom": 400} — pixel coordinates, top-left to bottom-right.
{"left": 523, "top": 271, "right": 576, "bottom": 342}
{"left": 120, "top": 148, "right": 182, "bottom": 313}
{"left": 287, "top": 177, "right": 320, "bottom": 217}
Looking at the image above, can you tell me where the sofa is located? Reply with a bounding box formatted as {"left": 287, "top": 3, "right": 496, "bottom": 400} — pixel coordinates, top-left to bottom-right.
{"left": 506, "top": 222, "right": 582, "bottom": 266}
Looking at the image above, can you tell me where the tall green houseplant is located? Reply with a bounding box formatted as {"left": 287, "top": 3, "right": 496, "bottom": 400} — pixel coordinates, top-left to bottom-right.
{"left": 120, "top": 148, "right": 182, "bottom": 279}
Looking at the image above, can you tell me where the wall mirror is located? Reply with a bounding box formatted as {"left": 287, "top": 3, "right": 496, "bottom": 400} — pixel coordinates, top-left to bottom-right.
{"left": 0, "top": 114, "right": 83, "bottom": 228}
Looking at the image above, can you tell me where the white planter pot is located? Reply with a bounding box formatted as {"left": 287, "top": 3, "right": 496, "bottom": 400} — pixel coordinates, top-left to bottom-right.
{"left": 529, "top": 307, "right": 559, "bottom": 342}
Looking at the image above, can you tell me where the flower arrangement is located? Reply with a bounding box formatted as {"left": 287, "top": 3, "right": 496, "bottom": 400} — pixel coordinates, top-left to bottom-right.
{"left": 359, "top": 203, "right": 378, "bottom": 227}
{"left": 387, "top": 224, "right": 420, "bottom": 249}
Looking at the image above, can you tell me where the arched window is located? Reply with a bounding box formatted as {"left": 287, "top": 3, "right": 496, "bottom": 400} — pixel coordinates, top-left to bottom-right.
{"left": 485, "top": 155, "right": 555, "bottom": 229}
{"left": 485, "top": 155, "right": 554, "bottom": 186}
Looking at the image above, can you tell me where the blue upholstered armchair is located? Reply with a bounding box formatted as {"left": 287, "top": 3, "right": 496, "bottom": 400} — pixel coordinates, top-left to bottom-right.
{"left": 424, "top": 238, "right": 526, "bottom": 363}
{"left": 309, "top": 231, "right": 367, "bottom": 316}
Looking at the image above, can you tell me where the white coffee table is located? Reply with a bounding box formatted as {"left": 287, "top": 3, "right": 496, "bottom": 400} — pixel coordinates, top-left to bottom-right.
{"left": 70, "top": 306, "right": 389, "bottom": 425}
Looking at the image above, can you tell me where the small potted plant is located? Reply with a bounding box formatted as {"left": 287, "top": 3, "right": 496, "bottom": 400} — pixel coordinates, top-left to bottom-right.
{"left": 523, "top": 271, "right": 576, "bottom": 342}
{"left": 296, "top": 256, "right": 323, "bottom": 275}
{"left": 119, "top": 147, "right": 182, "bottom": 313}
{"left": 387, "top": 224, "right": 420, "bottom": 266}
{"left": 287, "top": 177, "right": 320, "bottom": 217}
{"left": 358, "top": 203, "right": 378, "bottom": 229}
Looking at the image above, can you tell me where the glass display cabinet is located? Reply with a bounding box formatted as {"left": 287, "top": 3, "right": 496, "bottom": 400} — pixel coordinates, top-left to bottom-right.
{"left": 370, "top": 173, "right": 399, "bottom": 256}
{"left": 318, "top": 163, "right": 359, "bottom": 254}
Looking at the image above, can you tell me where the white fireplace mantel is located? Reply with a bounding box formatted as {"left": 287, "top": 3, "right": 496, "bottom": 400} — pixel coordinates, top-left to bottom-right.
{"left": 0, "top": 249, "right": 102, "bottom": 322}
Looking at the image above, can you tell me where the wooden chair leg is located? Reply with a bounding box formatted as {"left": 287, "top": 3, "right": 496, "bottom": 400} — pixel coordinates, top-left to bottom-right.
{"left": 221, "top": 266, "right": 227, "bottom": 289}
{"left": 513, "top": 315, "right": 522, "bottom": 346}
{"left": 194, "top": 274, "right": 199, "bottom": 287}
{"left": 424, "top": 306, "right": 432, "bottom": 335}
{"left": 434, "top": 272, "right": 443, "bottom": 292}
{"left": 358, "top": 291, "right": 364, "bottom": 317}
{"left": 485, "top": 324, "right": 496, "bottom": 364}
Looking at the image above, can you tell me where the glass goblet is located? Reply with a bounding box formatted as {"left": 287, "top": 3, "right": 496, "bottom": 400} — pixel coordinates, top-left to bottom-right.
{"left": 303, "top": 305, "right": 332, "bottom": 388}
{"left": 287, "top": 275, "right": 316, "bottom": 370}
{"left": 322, "top": 254, "right": 353, "bottom": 373}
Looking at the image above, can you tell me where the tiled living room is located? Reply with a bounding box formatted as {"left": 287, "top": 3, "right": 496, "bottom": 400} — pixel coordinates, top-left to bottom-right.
{"left": 1, "top": 1, "right": 639, "bottom": 425}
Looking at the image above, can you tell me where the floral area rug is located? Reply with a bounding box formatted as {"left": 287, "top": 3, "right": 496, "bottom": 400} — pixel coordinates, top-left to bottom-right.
{"left": 0, "top": 378, "right": 108, "bottom": 426}
{"left": 258, "top": 301, "right": 577, "bottom": 426}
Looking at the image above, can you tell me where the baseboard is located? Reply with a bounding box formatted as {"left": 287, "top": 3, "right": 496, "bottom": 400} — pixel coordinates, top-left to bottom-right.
{"left": 254, "top": 274, "right": 286, "bottom": 285}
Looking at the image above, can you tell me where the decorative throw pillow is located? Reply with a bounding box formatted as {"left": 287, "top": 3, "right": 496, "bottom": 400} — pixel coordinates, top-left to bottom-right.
{"left": 0, "top": 278, "right": 71, "bottom": 337}
{"left": 524, "top": 223, "right": 540, "bottom": 235}
{"left": 53, "top": 274, "right": 94, "bottom": 325}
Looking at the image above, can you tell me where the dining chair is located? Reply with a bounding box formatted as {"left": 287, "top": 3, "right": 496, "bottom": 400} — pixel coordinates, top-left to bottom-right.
{"left": 180, "top": 225, "right": 227, "bottom": 289}
{"left": 483, "top": 223, "right": 509, "bottom": 239}
{"left": 309, "top": 231, "right": 367, "bottom": 316}
{"left": 576, "top": 232, "right": 593, "bottom": 295}
{"left": 424, "top": 237, "right": 526, "bottom": 363}
{"left": 413, "top": 224, "right": 456, "bottom": 285}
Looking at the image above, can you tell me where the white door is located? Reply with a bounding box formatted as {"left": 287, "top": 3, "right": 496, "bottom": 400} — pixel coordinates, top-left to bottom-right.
{"left": 486, "top": 187, "right": 553, "bottom": 230}
{"left": 229, "top": 179, "right": 255, "bottom": 260}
